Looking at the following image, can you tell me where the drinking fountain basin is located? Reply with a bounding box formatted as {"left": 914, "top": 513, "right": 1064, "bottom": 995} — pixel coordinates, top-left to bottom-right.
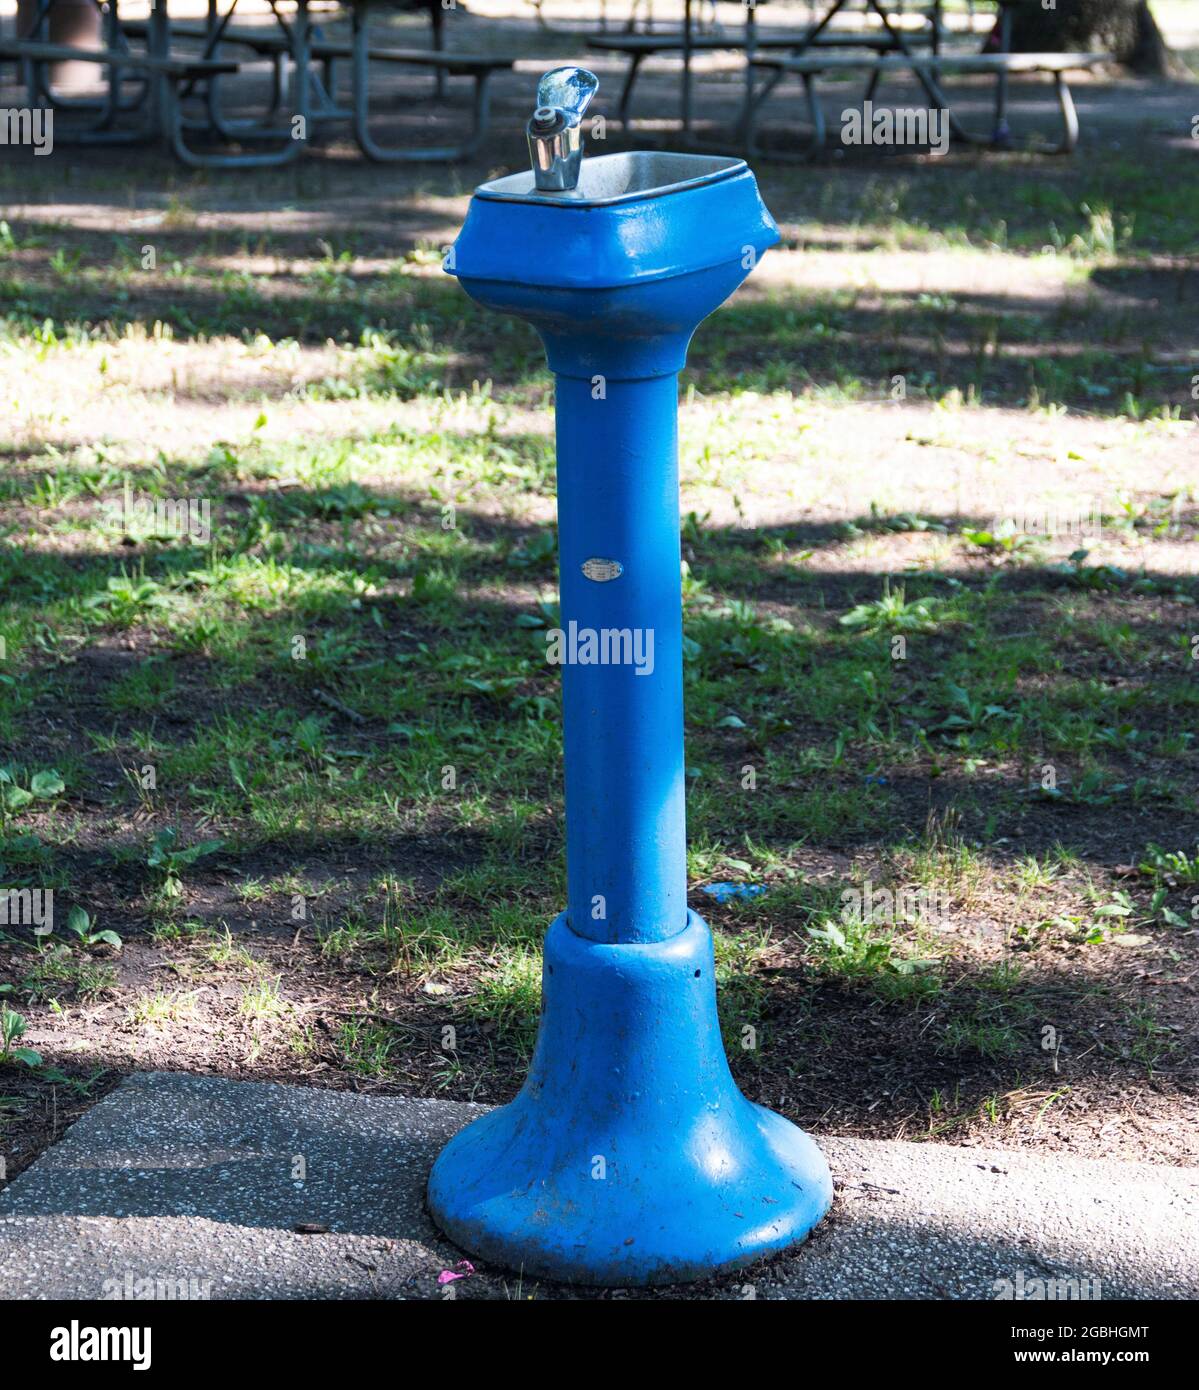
{"left": 447, "top": 151, "right": 781, "bottom": 379}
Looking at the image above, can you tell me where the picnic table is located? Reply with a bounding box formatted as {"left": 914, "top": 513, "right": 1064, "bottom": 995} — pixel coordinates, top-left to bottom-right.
{"left": 590, "top": 0, "right": 1104, "bottom": 156}
{"left": 590, "top": 0, "right": 943, "bottom": 138}
{"left": 4, "top": 0, "right": 513, "bottom": 166}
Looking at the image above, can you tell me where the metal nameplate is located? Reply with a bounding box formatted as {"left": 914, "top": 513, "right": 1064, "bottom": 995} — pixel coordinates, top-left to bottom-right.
{"left": 581, "top": 558, "right": 623, "bottom": 582}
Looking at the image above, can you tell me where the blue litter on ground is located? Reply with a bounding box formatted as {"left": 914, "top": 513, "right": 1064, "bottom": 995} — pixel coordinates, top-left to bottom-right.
{"left": 701, "top": 882, "right": 768, "bottom": 904}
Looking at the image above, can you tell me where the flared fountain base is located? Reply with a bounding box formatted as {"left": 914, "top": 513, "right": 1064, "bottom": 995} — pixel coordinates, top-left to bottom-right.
{"left": 427, "top": 911, "right": 832, "bottom": 1285}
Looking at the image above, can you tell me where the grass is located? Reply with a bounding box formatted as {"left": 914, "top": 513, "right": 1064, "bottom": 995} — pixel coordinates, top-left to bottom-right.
{"left": 126, "top": 992, "right": 199, "bottom": 1029}
{"left": 336, "top": 1019, "right": 398, "bottom": 1078}
{"left": 239, "top": 977, "right": 287, "bottom": 1023}
{"left": 21, "top": 949, "right": 117, "bottom": 1005}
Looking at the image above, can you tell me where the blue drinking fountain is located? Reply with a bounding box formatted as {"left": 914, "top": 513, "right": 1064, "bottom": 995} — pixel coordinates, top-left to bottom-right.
{"left": 426, "top": 68, "right": 832, "bottom": 1286}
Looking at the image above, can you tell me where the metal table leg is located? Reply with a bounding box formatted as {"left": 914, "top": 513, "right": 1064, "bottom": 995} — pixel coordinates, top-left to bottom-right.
{"left": 681, "top": 0, "right": 692, "bottom": 137}
{"left": 167, "top": 0, "right": 307, "bottom": 165}
{"left": 737, "top": 0, "right": 756, "bottom": 140}
{"left": 992, "top": 1, "right": 1013, "bottom": 145}
{"left": 430, "top": 0, "right": 446, "bottom": 100}
{"left": 865, "top": 0, "right": 971, "bottom": 143}
{"left": 746, "top": 65, "right": 825, "bottom": 161}
{"left": 24, "top": 0, "right": 147, "bottom": 130}
{"left": 616, "top": 48, "right": 644, "bottom": 125}
{"left": 350, "top": 0, "right": 493, "bottom": 161}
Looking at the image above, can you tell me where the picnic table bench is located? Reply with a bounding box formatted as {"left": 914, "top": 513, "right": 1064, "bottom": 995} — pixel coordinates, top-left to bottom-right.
{"left": 0, "top": 36, "right": 238, "bottom": 149}
{"left": 0, "top": 35, "right": 235, "bottom": 79}
{"left": 122, "top": 17, "right": 507, "bottom": 77}
{"left": 746, "top": 49, "right": 1108, "bottom": 157}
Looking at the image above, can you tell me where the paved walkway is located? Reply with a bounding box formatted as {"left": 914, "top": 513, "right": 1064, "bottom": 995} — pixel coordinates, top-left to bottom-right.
{"left": 0, "top": 1072, "right": 1195, "bottom": 1299}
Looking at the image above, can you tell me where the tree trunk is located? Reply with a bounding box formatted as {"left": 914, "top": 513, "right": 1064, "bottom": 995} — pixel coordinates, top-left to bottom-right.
{"left": 1006, "top": 0, "right": 1178, "bottom": 77}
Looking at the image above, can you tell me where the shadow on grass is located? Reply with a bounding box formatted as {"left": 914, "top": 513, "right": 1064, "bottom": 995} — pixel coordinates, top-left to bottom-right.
{"left": 0, "top": 232, "right": 1195, "bottom": 411}
{"left": 2, "top": 482, "right": 1195, "bottom": 886}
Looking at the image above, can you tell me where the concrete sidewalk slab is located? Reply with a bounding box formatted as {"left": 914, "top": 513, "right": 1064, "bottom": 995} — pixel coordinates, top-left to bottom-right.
{"left": 0, "top": 1072, "right": 1195, "bottom": 1300}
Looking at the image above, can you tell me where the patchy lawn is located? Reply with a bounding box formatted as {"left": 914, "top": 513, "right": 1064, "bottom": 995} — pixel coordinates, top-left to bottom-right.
{"left": 1, "top": 7, "right": 1197, "bottom": 1182}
